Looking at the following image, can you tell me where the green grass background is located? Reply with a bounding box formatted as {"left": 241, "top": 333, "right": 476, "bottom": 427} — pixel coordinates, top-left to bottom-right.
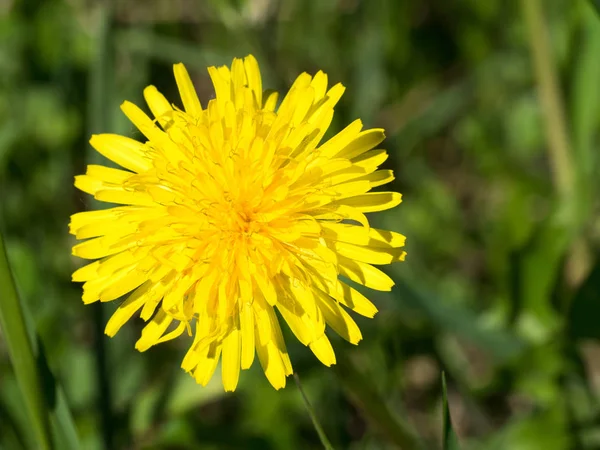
{"left": 2, "top": 0, "right": 600, "bottom": 448}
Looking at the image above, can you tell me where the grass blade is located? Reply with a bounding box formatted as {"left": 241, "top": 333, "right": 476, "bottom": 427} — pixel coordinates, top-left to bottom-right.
{"left": 51, "top": 387, "right": 81, "bottom": 450}
{"left": 0, "top": 231, "right": 54, "bottom": 450}
{"left": 442, "top": 372, "right": 461, "bottom": 450}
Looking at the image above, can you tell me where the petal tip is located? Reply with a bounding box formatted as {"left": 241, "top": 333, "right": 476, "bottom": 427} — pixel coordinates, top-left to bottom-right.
{"left": 143, "top": 85, "right": 158, "bottom": 95}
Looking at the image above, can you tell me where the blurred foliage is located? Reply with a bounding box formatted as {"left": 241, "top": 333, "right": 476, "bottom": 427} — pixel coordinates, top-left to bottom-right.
{"left": 2, "top": 0, "right": 600, "bottom": 448}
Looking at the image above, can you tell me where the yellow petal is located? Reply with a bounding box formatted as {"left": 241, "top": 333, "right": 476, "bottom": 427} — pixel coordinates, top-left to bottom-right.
{"left": 368, "top": 228, "right": 407, "bottom": 248}
{"left": 264, "top": 301, "right": 293, "bottom": 376}
{"left": 357, "top": 169, "right": 395, "bottom": 188}
{"left": 120, "top": 101, "right": 184, "bottom": 162}
{"left": 89, "top": 134, "right": 151, "bottom": 173}
{"left": 278, "top": 73, "right": 312, "bottom": 113}
{"left": 276, "top": 296, "right": 322, "bottom": 346}
{"left": 75, "top": 218, "right": 135, "bottom": 241}
{"left": 256, "top": 339, "right": 287, "bottom": 390}
{"left": 156, "top": 321, "right": 186, "bottom": 344}
{"left": 318, "top": 119, "right": 362, "bottom": 158}
{"left": 309, "top": 334, "right": 336, "bottom": 366}
{"left": 86, "top": 165, "right": 133, "bottom": 184}
{"left": 325, "top": 240, "right": 406, "bottom": 265}
{"left": 263, "top": 90, "right": 279, "bottom": 111}
{"left": 162, "top": 275, "right": 196, "bottom": 310}
{"left": 290, "top": 86, "right": 314, "bottom": 126}
{"left": 308, "top": 82, "right": 345, "bottom": 121}
{"left": 321, "top": 223, "right": 406, "bottom": 249}
{"left": 338, "top": 192, "right": 402, "bottom": 213}
{"left": 193, "top": 342, "right": 222, "bottom": 386}
{"left": 99, "top": 265, "right": 151, "bottom": 302}
{"left": 135, "top": 309, "right": 173, "bottom": 351}
{"left": 330, "top": 180, "right": 372, "bottom": 199}
{"left": 74, "top": 175, "right": 102, "bottom": 195}
{"left": 243, "top": 54, "right": 262, "bottom": 107}
{"left": 222, "top": 326, "right": 241, "bottom": 392}
{"left": 173, "top": 63, "right": 202, "bottom": 116}
{"left": 337, "top": 255, "right": 395, "bottom": 291}
{"left": 105, "top": 281, "right": 153, "bottom": 336}
{"left": 322, "top": 82, "right": 345, "bottom": 109}
{"left": 311, "top": 204, "right": 370, "bottom": 229}
{"left": 336, "top": 129, "right": 385, "bottom": 160}
{"left": 143, "top": 85, "right": 174, "bottom": 128}
{"left": 139, "top": 277, "right": 171, "bottom": 321}
{"left": 315, "top": 291, "right": 362, "bottom": 344}
{"left": 81, "top": 275, "right": 110, "bottom": 304}
{"left": 328, "top": 281, "right": 378, "bottom": 318}
{"left": 322, "top": 165, "right": 366, "bottom": 186}
{"left": 69, "top": 207, "right": 136, "bottom": 235}
{"left": 96, "top": 249, "right": 148, "bottom": 277}
{"left": 72, "top": 235, "right": 135, "bottom": 260}
{"left": 351, "top": 149, "right": 388, "bottom": 169}
{"left": 94, "top": 187, "right": 156, "bottom": 206}
{"left": 72, "top": 261, "right": 100, "bottom": 282}
{"left": 240, "top": 301, "right": 255, "bottom": 370}
{"left": 208, "top": 65, "right": 231, "bottom": 111}
{"left": 253, "top": 268, "right": 278, "bottom": 306}
{"left": 182, "top": 318, "right": 208, "bottom": 371}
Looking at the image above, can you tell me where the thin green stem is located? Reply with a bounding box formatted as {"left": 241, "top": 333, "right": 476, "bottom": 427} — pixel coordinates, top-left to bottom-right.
{"left": 294, "top": 373, "right": 335, "bottom": 450}
{"left": 522, "top": 0, "right": 591, "bottom": 287}
{"left": 521, "top": 0, "right": 575, "bottom": 200}
{"left": 0, "top": 231, "right": 54, "bottom": 450}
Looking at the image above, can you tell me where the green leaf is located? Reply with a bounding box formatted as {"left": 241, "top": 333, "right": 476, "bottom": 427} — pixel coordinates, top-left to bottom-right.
{"left": 0, "top": 232, "right": 80, "bottom": 450}
{"left": 0, "top": 231, "right": 54, "bottom": 450}
{"left": 442, "top": 373, "right": 461, "bottom": 450}
{"left": 50, "top": 388, "right": 80, "bottom": 450}
{"left": 0, "top": 234, "right": 80, "bottom": 450}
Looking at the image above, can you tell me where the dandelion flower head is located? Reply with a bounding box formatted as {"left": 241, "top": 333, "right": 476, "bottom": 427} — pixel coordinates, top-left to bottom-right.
{"left": 70, "top": 55, "right": 406, "bottom": 391}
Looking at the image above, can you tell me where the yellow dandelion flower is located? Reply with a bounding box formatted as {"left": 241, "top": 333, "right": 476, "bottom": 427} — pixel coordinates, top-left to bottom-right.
{"left": 70, "top": 55, "right": 406, "bottom": 391}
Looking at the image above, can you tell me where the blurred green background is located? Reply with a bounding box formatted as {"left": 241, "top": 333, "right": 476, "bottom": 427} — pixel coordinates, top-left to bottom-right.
{"left": 2, "top": 0, "right": 600, "bottom": 449}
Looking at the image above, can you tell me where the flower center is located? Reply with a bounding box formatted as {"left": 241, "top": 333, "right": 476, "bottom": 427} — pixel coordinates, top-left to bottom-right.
{"left": 217, "top": 199, "right": 262, "bottom": 237}
{"left": 233, "top": 208, "right": 257, "bottom": 234}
